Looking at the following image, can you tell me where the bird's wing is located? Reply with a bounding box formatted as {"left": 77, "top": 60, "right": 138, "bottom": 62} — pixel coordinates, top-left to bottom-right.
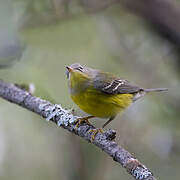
{"left": 93, "top": 72, "right": 142, "bottom": 94}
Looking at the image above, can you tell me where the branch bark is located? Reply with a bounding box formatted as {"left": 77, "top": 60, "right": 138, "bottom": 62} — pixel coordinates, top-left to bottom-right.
{"left": 0, "top": 80, "right": 156, "bottom": 180}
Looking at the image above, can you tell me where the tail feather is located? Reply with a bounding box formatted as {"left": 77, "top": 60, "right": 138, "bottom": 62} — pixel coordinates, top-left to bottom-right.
{"left": 133, "top": 88, "right": 168, "bottom": 101}
{"left": 144, "top": 88, "right": 168, "bottom": 92}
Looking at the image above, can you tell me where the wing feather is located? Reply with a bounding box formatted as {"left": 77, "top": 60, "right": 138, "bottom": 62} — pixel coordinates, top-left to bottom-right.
{"left": 93, "top": 71, "right": 142, "bottom": 94}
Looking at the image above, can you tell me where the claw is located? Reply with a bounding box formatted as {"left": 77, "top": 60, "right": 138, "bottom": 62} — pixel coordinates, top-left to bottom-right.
{"left": 89, "top": 128, "right": 104, "bottom": 142}
{"left": 74, "top": 116, "right": 94, "bottom": 129}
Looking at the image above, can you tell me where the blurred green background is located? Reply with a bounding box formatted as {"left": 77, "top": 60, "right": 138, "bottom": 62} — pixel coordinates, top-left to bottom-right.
{"left": 0, "top": 0, "right": 180, "bottom": 180}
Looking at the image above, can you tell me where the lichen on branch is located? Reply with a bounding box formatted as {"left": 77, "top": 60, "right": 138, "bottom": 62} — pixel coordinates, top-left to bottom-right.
{"left": 0, "top": 80, "right": 156, "bottom": 180}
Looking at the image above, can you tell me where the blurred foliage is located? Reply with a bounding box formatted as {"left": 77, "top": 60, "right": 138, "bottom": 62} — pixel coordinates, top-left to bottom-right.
{"left": 0, "top": 0, "right": 180, "bottom": 180}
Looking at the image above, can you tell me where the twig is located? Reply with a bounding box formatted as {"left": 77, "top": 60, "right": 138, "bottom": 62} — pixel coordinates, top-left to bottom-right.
{"left": 0, "top": 80, "right": 156, "bottom": 180}
{"left": 123, "top": 0, "right": 180, "bottom": 53}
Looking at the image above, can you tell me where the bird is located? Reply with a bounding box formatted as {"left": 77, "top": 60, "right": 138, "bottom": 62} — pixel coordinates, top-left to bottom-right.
{"left": 66, "top": 63, "right": 168, "bottom": 139}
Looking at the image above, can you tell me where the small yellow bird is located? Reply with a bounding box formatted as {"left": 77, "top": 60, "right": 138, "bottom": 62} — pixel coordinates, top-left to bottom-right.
{"left": 66, "top": 63, "right": 167, "bottom": 137}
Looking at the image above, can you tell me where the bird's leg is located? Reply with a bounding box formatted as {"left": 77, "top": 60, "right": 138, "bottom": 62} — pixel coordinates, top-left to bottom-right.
{"left": 89, "top": 128, "right": 104, "bottom": 142}
{"left": 89, "top": 116, "right": 116, "bottom": 142}
{"left": 75, "top": 116, "right": 95, "bottom": 129}
{"left": 102, "top": 116, "right": 115, "bottom": 128}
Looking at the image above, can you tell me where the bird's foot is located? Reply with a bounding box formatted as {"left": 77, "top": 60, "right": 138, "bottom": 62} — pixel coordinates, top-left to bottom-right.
{"left": 89, "top": 128, "right": 104, "bottom": 142}
{"left": 74, "top": 116, "right": 94, "bottom": 129}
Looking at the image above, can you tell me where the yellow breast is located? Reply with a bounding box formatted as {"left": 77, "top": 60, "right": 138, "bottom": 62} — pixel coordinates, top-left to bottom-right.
{"left": 71, "top": 87, "right": 133, "bottom": 118}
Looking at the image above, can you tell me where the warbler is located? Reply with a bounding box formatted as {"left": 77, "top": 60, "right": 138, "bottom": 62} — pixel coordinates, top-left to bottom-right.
{"left": 66, "top": 63, "right": 167, "bottom": 137}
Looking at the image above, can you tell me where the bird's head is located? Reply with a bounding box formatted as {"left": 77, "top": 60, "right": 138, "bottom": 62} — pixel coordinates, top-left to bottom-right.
{"left": 66, "top": 63, "right": 97, "bottom": 92}
{"left": 66, "top": 63, "right": 97, "bottom": 80}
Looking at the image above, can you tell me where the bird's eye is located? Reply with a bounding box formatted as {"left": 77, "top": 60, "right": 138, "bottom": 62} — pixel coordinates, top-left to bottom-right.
{"left": 76, "top": 66, "right": 83, "bottom": 71}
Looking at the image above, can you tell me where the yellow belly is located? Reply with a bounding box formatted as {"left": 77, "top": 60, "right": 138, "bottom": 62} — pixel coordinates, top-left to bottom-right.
{"left": 71, "top": 88, "right": 133, "bottom": 118}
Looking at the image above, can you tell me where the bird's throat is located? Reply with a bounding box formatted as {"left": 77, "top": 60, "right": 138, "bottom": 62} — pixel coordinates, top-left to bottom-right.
{"left": 69, "top": 71, "right": 90, "bottom": 95}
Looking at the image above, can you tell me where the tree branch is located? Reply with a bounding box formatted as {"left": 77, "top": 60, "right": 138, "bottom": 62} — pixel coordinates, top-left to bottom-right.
{"left": 0, "top": 80, "right": 156, "bottom": 180}
{"left": 123, "top": 0, "right": 180, "bottom": 46}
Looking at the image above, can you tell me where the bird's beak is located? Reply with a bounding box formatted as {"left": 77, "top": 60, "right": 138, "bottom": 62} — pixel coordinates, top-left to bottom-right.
{"left": 66, "top": 66, "right": 73, "bottom": 72}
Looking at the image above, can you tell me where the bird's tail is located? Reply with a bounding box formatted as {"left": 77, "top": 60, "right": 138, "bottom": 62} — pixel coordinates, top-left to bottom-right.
{"left": 133, "top": 88, "right": 168, "bottom": 101}
{"left": 144, "top": 88, "right": 168, "bottom": 93}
